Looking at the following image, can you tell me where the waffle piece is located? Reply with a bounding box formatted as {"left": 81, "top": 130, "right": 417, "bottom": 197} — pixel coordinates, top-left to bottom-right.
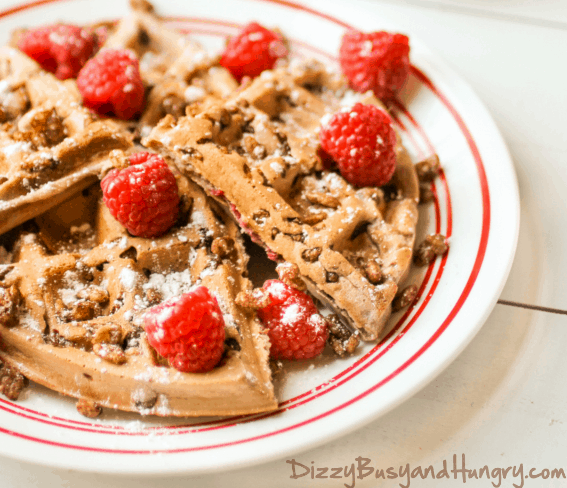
{"left": 0, "top": 174, "right": 276, "bottom": 416}
{"left": 145, "top": 61, "right": 419, "bottom": 341}
{"left": 0, "top": 46, "right": 132, "bottom": 236}
{"left": 103, "top": 0, "right": 238, "bottom": 128}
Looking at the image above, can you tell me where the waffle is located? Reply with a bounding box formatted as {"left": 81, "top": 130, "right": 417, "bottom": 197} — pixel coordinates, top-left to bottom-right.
{"left": 145, "top": 61, "right": 419, "bottom": 340}
{"left": 0, "top": 46, "right": 133, "bottom": 236}
{"left": 103, "top": 0, "right": 238, "bottom": 128}
{"left": 0, "top": 169, "right": 276, "bottom": 416}
{"left": 0, "top": 1, "right": 422, "bottom": 416}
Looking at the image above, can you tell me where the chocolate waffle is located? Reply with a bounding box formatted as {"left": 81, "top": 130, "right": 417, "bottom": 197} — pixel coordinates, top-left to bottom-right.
{"left": 103, "top": 0, "right": 238, "bottom": 128}
{"left": 0, "top": 47, "right": 132, "bottom": 236}
{"left": 0, "top": 168, "right": 276, "bottom": 416}
{"left": 145, "top": 61, "right": 419, "bottom": 340}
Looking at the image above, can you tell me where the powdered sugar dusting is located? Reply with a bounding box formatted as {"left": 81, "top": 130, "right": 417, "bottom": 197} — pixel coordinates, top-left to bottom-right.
{"left": 143, "top": 268, "right": 194, "bottom": 302}
{"left": 213, "top": 292, "right": 237, "bottom": 330}
{"left": 3, "top": 141, "right": 32, "bottom": 157}
{"left": 20, "top": 311, "right": 41, "bottom": 332}
{"left": 281, "top": 303, "right": 302, "bottom": 325}
{"left": 184, "top": 85, "right": 206, "bottom": 103}
{"left": 60, "top": 270, "right": 88, "bottom": 306}
{"left": 190, "top": 210, "right": 207, "bottom": 228}
{"left": 270, "top": 161, "right": 284, "bottom": 174}
{"left": 266, "top": 280, "right": 287, "bottom": 299}
{"left": 119, "top": 268, "right": 139, "bottom": 292}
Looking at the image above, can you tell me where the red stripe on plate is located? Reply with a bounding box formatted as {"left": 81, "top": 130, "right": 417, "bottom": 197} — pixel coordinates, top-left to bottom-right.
{"left": 0, "top": 0, "right": 489, "bottom": 456}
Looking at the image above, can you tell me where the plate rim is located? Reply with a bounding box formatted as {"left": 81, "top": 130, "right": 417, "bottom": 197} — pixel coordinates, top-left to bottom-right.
{"left": 0, "top": 0, "right": 520, "bottom": 475}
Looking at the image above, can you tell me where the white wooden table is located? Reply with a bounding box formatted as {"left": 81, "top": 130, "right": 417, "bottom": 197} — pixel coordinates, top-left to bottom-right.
{"left": 2, "top": 0, "right": 566, "bottom": 486}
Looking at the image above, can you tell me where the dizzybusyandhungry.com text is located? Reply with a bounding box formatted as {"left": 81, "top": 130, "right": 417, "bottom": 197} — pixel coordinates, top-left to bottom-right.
{"left": 286, "top": 454, "right": 566, "bottom": 488}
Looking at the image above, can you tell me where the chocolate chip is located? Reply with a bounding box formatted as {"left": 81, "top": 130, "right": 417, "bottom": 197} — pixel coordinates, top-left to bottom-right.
{"left": 179, "top": 146, "right": 203, "bottom": 161}
{"left": 69, "top": 301, "right": 97, "bottom": 322}
{"left": 93, "top": 343, "right": 127, "bottom": 365}
{"left": 276, "top": 262, "right": 306, "bottom": 290}
{"left": 414, "top": 234, "right": 449, "bottom": 266}
{"left": 132, "top": 387, "right": 158, "bottom": 410}
{"left": 382, "top": 183, "right": 402, "bottom": 202}
{"left": 119, "top": 247, "right": 138, "bottom": 262}
{"left": 364, "top": 261, "right": 382, "bottom": 285}
{"left": 0, "top": 360, "right": 28, "bottom": 400}
{"left": 419, "top": 183, "right": 435, "bottom": 204}
{"left": 327, "top": 315, "right": 359, "bottom": 357}
{"left": 252, "top": 209, "right": 270, "bottom": 225}
{"left": 415, "top": 154, "right": 441, "bottom": 182}
{"left": 392, "top": 284, "right": 418, "bottom": 312}
{"left": 138, "top": 28, "right": 150, "bottom": 46}
{"left": 14, "top": 108, "right": 65, "bottom": 149}
{"left": 225, "top": 337, "right": 241, "bottom": 351}
{"left": 325, "top": 271, "right": 339, "bottom": 283}
{"left": 0, "top": 285, "right": 20, "bottom": 327}
{"left": 301, "top": 247, "right": 322, "bottom": 262}
{"left": 76, "top": 398, "right": 102, "bottom": 418}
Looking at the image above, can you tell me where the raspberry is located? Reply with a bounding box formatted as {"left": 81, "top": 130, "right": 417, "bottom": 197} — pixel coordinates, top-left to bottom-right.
{"left": 220, "top": 22, "right": 288, "bottom": 81}
{"left": 76, "top": 49, "right": 145, "bottom": 120}
{"left": 319, "top": 103, "right": 397, "bottom": 187}
{"left": 18, "top": 24, "right": 97, "bottom": 80}
{"left": 339, "top": 30, "right": 410, "bottom": 102}
{"left": 101, "top": 152, "right": 179, "bottom": 237}
{"left": 257, "top": 280, "right": 328, "bottom": 360}
{"left": 144, "top": 287, "right": 226, "bottom": 373}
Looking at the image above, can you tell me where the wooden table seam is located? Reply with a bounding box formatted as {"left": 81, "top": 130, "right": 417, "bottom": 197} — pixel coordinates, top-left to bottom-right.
{"left": 497, "top": 299, "right": 567, "bottom": 316}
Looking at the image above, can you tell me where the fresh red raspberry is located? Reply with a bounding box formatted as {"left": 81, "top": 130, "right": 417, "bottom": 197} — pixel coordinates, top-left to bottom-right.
{"left": 220, "top": 22, "right": 288, "bottom": 81}
{"left": 144, "top": 287, "right": 226, "bottom": 373}
{"left": 18, "top": 24, "right": 97, "bottom": 80}
{"left": 101, "top": 152, "right": 179, "bottom": 237}
{"left": 76, "top": 49, "right": 145, "bottom": 120}
{"left": 257, "top": 280, "right": 328, "bottom": 360}
{"left": 339, "top": 30, "right": 410, "bottom": 102}
{"left": 319, "top": 103, "right": 397, "bottom": 187}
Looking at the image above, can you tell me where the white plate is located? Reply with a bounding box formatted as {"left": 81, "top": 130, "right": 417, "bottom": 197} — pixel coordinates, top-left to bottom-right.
{"left": 0, "top": 0, "right": 519, "bottom": 475}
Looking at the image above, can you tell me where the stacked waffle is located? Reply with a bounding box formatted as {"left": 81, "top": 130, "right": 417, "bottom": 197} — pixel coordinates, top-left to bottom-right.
{"left": 0, "top": 1, "right": 421, "bottom": 417}
{"left": 145, "top": 62, "right": 419, "bottom": 340}
{"left": 0, "top": 46, "right": 132, "bottom": 236}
